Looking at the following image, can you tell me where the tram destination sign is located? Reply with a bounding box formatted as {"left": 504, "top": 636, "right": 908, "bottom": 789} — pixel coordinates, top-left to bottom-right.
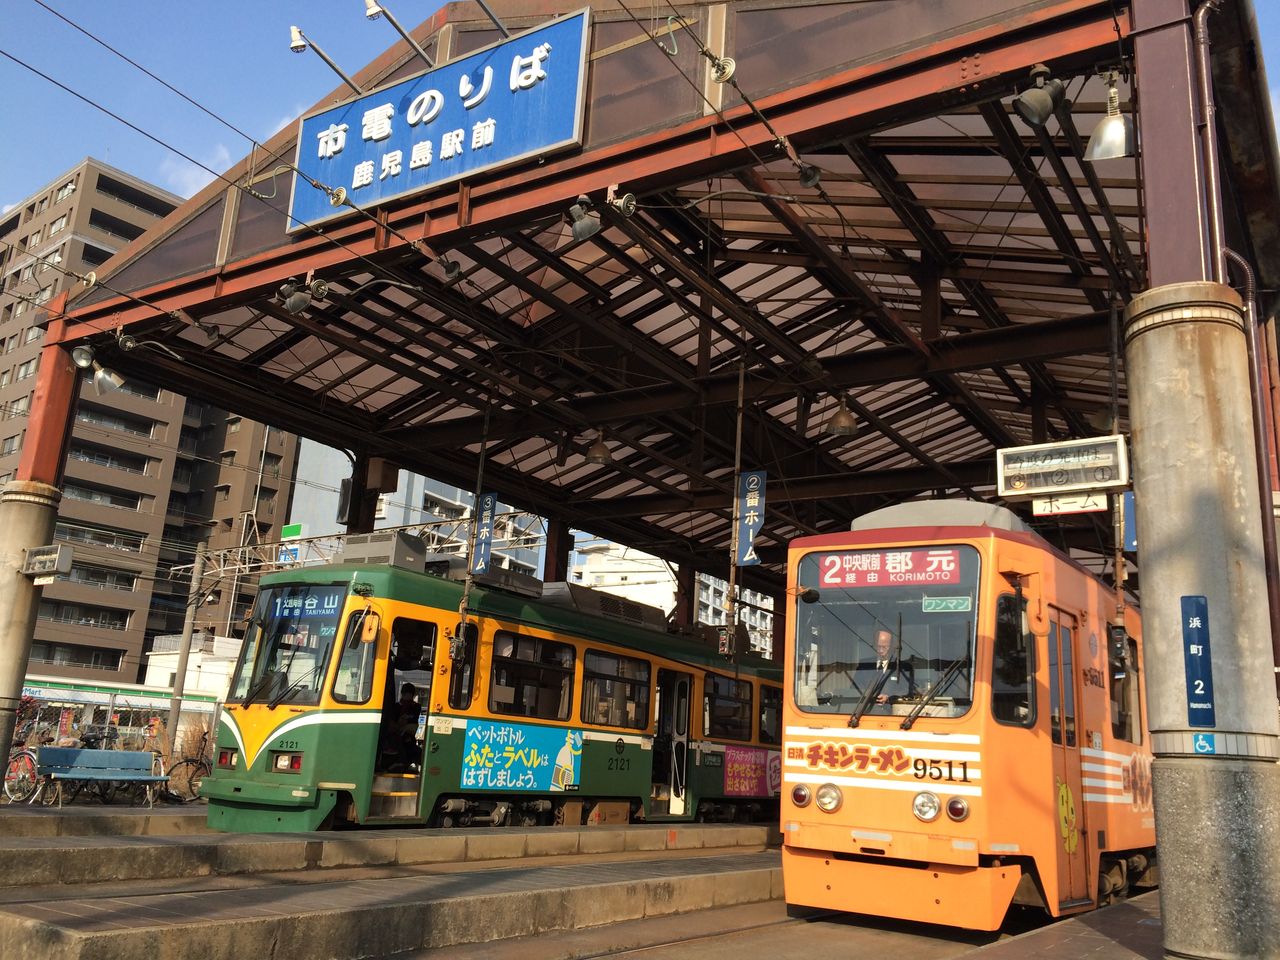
{"left": 289, "top": 9, "right": 590, "bottom": 232}
{"left": 996, "top": 435, "right": 1129, "bottom": 500}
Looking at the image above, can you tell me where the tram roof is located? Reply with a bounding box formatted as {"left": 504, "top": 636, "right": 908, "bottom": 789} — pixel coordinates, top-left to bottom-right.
{"left": 49, "top": 0, "right": 1280, "bottom": 599}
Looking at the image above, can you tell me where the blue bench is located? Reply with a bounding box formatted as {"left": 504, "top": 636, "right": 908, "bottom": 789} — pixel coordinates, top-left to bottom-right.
{"left": 36, "top": 747, "right": 168, "bottom": 807}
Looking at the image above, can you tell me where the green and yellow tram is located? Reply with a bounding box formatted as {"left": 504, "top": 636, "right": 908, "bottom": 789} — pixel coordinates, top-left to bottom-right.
{"left": 203, "top": 552, "right": 782, "bottom": 832}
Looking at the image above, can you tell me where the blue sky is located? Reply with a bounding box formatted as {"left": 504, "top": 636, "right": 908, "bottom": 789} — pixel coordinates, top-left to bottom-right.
{"left": 2, "top": 1, "right": 1280, "bottom": 211}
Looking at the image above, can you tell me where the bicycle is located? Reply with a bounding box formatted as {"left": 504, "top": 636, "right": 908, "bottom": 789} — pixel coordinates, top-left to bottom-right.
{"left": 166, "top": 729, "right": 212, "bottom": 802}
{"left": 4, "top": 747, "right": 40, "bottom": 804}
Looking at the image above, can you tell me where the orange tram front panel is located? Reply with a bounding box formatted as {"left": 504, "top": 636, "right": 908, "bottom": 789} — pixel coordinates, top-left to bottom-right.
{"left": 781, "top": 507, "right": 1154, "bottom": 931}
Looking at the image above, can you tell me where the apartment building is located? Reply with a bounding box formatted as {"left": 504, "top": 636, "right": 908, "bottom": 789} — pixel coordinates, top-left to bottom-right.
{"left": 0, "top": 158, "right": 298, "bottom": 684}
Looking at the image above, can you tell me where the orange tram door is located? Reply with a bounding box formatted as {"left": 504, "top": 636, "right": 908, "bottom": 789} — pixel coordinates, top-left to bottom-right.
{"left": 780, "top": 508, "right": 1154, "bottom": 931}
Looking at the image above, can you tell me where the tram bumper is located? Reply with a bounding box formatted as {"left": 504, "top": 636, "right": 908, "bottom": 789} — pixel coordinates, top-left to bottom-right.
{"left": 782, "top": 826, "right": 1021, "bottom": 931}
{"left": 202, "top": 774, "right": 337, "bottom": 832}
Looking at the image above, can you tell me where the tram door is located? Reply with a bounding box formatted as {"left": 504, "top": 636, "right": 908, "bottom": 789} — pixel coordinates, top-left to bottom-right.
{"left": 653, "top": 669, "right": 692, "bottom": 816}
{"left": 1047, "top": 608, "right": 1090, "bottom": 906}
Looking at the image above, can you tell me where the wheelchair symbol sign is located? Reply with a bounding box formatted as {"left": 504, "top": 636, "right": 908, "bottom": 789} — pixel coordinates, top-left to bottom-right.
{"left": 1193, "top": 733, "right": 1217, "bottom": 755}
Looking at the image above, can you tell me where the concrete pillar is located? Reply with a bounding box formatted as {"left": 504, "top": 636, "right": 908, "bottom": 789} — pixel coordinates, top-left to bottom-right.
{"left": 673, "top": 565, "right": 697, "bottom": 627}
{"left": 0, "top": 482, "right": 61, "bottom": 753}
{"left": 1124, "top": 282, "right": 1280, "bottom": 960}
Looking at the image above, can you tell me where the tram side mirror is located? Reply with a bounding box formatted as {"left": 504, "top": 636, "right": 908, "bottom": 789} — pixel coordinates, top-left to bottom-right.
{"left": 800, "top": 588, "right": 820, "bottom": 604}
{"left": 361, "top": 610, "right": 380, "bottom": 643}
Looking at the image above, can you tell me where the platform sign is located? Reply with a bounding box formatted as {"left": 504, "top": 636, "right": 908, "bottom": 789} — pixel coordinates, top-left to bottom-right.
{"left": 289, "top": 9, "right": 591, "bottom": 232}
{"left": 735, "top": 471, "right": 767, "bottom": 566}
{"left": 23, "top": 544, "right": 72, "bottom": 585}
{"left": 470, "top": 492, "right": 497, "bottom": 575}
{"left": 1181, "top": 595, "right": 1217, "bottom": 728}
{"left": 997, "top": 435, "right": 1128, "bottom": 500}
{"left": 1031, "top": 493, "right": 1108, "bottom": 516}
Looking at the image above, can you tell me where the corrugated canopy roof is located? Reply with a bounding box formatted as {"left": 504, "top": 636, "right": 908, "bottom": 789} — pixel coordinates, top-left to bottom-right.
{"left": 54, "top": 0, "right": 1280, "bottom": 598}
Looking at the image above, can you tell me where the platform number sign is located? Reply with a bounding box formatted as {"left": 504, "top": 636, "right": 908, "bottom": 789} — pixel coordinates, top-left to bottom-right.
{"left": 1180, "top": 595, "right": 1217, "bottom": 728}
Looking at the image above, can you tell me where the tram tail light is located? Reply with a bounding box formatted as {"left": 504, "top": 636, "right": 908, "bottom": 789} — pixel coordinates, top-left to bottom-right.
{"left": 791, "top": 784, "right": 812, "bottom": 807}
{"left": 946, "top": 797, "right": 970, "bottom": 821}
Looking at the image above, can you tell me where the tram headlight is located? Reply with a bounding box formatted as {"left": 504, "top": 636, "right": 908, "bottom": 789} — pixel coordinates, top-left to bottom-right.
{"left": 815, "top": 783, "right": 843, "bottom": 813}
{"left": 946, "top": 797, "right": 970, "bottom": 822}
{"left": 912, "top": 791, "right": 941, "bottom": 822}
{"left": 791, "top": 784, "right": 812, "bottom": 807}
{"left": 272, "top": 752, "right": 304, "bottom": 773}
{"left": 217, "top": 749, "right": 238, "bottom": 769}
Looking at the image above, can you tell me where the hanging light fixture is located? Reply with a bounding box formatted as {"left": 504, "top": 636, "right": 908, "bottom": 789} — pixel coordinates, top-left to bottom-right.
{"left": 567, "top": 196, "right": 601, "bottom": 242}
{"left": 363, "top": 0, "right": 434, "bottom": 68}
{"left": 279, "top": 278, "right": 330, "bottom": 315}
{"left": 825, "top": 397, "right": 857, "bottom": 437}
{"left": 584, "top": 432, "right": 612, "bottom": 465}
{"left": 1012, "top": 63, "right": 1065, "bottom": 129}
{"left": 69, "top": 343, "right": 124, "bottom": 395}
{"left": 1085, "top": 72, "right": 1135, "bottom": 161}
{"left": 440, "top": 258, "right": 462, "bottom": 281}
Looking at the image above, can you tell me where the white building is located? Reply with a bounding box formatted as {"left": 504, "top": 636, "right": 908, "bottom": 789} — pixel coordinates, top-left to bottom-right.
{"left": 572, "top": 538, "right": 775, "bottom": 658}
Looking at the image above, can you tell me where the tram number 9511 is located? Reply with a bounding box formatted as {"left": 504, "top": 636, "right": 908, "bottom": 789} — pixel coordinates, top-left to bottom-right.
{"left": 912, "top": 759, "right": 971, "bottom": 783}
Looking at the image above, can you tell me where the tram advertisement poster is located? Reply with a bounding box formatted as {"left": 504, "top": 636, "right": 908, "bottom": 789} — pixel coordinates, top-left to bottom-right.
{"left": 460, "top": 719, "right": 583, "bottom": 792}
{"left": 817, "top": 548, "right": 960, "bottom": 588}
{"left": 723, "top": 745, "right": 770, "bottom": 797}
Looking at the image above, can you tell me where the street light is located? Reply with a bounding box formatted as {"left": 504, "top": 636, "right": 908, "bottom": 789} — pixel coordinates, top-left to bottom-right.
{"left": 363, "top": 0, "right": 434, "bottom": 69}
{"left": 289, "top": 26, "right": 362, "bottom": 94}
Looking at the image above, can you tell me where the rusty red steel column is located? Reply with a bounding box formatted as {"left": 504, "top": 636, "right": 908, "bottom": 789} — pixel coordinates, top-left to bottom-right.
{"left": 0, "top": 298, "right": 78, "bottom": 754}
{"left": 542, "top": 519, "right": 571, "bottom": 583}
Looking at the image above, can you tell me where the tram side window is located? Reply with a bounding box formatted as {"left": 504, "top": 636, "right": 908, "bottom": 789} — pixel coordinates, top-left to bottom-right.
{"left": 1109, "top": 634, "right": 1142, "bottom": 744}
{"left": 447, "top": 622, "right": 478, "bottom": 710}
{"left": 703, "top": 673, "right": 752, "bottom": 741}
{"left": 992, "top": 595, "right": 1035, "bottom": 727}
{"left": 331, "top": 609, "right": 380, "bottom": 704}
{"left": 759, "top": 685, "right": 781, "bottom": 744}
{"left": 489, "top": 632, "right": 575, "bottom": 721}
{"left": 581, "top": 649, "right": 650, "bottom": 729}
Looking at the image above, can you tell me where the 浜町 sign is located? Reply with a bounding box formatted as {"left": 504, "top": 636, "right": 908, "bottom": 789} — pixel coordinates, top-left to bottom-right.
{"left": 289, "top": 9, "right": 591, "bottom": 231}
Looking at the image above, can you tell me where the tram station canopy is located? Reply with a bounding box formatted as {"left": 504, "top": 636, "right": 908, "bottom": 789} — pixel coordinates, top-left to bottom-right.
{"left": 51, "top": 0, "right": 1280, "bottom": 596}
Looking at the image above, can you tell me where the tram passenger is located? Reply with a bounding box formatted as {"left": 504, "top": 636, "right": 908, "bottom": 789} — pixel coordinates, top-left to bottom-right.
{"left": 381, "top": 682, "right": 422, "bottom": 772}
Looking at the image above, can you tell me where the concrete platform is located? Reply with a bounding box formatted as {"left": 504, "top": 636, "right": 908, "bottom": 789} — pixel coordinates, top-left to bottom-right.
{"left": 0, "top": 848, "right": 781, "bottom": 960}
{"left": 0, "top": 805, "right": 211, "bottom": 838}
{"left": 968, "top": 892, "right": 1162, "bottom": 960}
{"left": 0, "top": 822, "right": 774, "bottom": 886}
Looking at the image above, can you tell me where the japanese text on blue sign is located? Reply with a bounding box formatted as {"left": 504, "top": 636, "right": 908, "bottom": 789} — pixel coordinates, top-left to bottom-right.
{"left": 1180, "top": 595, "right": 1217, "bottom": 728}
{"left": 460, "top": 719, "right": 582, "bottom": 791}
{"left": 289, "top": 10, "right": 590, "bottom": 231}
{"left": 735, "top": 470, "right": 767, "bottom": 566}
{"left": 470, "top": 492, "right": 497, "bottom": 575}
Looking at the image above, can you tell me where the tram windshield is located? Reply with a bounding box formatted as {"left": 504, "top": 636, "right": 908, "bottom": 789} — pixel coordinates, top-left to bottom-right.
{"left": 227, "top": 583, "right": 347, "bottom": 706}
{"left": 793, "top": 545, "right": 979, "bottom": 720}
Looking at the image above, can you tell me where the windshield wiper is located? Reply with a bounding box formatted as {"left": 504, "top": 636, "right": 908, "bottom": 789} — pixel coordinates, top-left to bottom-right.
{"left": 848, "top": 666, "right": 892, "bottom": 728}
{"left": 268, "top": 662, "right": 323, "bottom": 710}
{"left": 900, "top": 656, "right": 969, "bottom": 730}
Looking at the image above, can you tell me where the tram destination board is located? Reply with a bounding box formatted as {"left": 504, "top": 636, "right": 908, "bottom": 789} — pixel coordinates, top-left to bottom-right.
{"left": 996, "top": 435, "right": 1129, "bottom": 500}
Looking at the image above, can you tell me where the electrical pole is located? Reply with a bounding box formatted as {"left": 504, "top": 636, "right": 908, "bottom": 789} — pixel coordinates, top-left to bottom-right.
{"left": 166, "top": 547, "right": 205, "bottom": 758}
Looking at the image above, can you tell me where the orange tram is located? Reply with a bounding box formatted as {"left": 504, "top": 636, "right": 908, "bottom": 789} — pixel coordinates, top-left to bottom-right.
{"left": 781, "top": 501, "right": 1156, "bottom": 930}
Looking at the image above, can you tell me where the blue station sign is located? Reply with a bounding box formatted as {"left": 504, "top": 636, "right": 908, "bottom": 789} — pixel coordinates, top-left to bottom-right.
{"left": 1180, "top": 595, "right": 1217, "bottom": 728}
{"left": 735, "top": 470, "right": 767, "bottom": 566}
{"left": 470, "top": 492, "right": 497, "bottom": 575}
{"left": 289, "top": 9, "right": 591, "bottom": 232}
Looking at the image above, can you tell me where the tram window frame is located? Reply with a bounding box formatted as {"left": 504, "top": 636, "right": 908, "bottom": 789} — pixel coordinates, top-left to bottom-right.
{"left": 1109, "top": 633, "right": 1142, "bottom": 744}
{"left": 758, "top": 684, "right": 782, "bottom": 744}
{"left": 447, "top": 622, "right": 478, "bottom": 710}
{"left": 488, "top": 631, "right": 576, "bottom": 721}
{"left": 703, "top": 673, "right": 753, "bottom": 741}
{"left": 992, "top": 594, "right": 1036, "bottom": 728}
{"left": 330, "top": 607, "right": 381, "bottom": 704}
{"left": 580, "top": 649, "right": 650, "bottom": 730}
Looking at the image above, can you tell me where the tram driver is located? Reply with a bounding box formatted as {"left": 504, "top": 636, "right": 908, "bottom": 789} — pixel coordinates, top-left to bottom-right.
{"left": 867, "top": 628, "right": 916, "bottom": 703}
{"left": 381, "top": 682, "right": 422, "bottom": 772}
